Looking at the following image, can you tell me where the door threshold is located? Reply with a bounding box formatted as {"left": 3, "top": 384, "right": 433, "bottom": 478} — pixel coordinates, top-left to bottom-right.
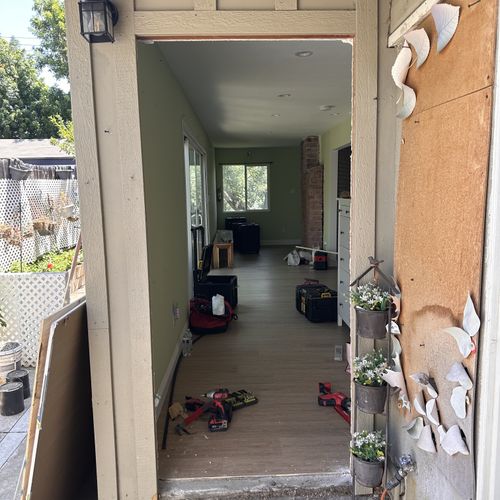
{"left": 159, "top": 470, "right": 353, "bottom": 499}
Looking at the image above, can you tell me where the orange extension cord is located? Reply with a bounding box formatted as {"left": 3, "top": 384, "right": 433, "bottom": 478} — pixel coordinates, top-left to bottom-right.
{"left": 380, "top": 489, "right": 388, "bottom": 500}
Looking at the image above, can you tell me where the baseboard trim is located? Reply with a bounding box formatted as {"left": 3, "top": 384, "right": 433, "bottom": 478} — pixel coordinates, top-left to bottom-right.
{"left": 154, "top": 322, "right": 187, "bottom": 421}
{"left": 261, "top": 239, "right": 301, "bottom": 246}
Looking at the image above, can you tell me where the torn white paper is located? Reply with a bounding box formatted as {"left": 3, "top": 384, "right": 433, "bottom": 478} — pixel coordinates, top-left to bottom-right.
{"left": 410, "top": 372, "right": 438, "bottom": 399}
{"left": 391, "top": 42, "right": 412, "bottom": 88}
{"left": 446, "top": 362, "right": 473, "bottom": 390}
{"left": 426, "top": 398, "right": 440, "bottom": 426}
{"left": 417, "top": 425, "right": 436, "bottom": 453}
{"left": 451, "top": 386, "right": 468, "bottom": 419}
{"left": 381, "top": 336, "right": 409, "bottom": 409}
{"left": 440, "top": 425, "right": 469, "bottom": 456}
{"left": 403, "top": 417, "right": 424, "bottom": 440}
{"left": 404, "top": 28, "right": 430, "bottom": 68}
{"left": 431, "top": 3, "right": 460, "bottom": 53}
{"left": 387, "top": 320, "right": 401, "bottom": 335}
{"left": 414, "top": 391, "right": 426, "bottom": 416}
{"left": 463, "top": 293, "right": 480, "bottom": 337}
{"left": 443, "top": 326, "right": 475, "bottom": 358}
{"left": 437, "top": 425, "right": 446, "bottom": 444}
{"left": 397, "top": 84, "right": 416, "bottom": 120}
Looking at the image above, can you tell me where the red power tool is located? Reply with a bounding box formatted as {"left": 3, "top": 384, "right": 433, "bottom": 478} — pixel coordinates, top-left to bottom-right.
{"left": 317, "top": 383, "right": 351, "bottom": 424}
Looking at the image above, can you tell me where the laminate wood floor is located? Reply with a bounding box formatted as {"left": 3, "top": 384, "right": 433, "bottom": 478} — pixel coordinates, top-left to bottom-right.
{"left": 158, "top": 247, "right": 351, "bottom": 479}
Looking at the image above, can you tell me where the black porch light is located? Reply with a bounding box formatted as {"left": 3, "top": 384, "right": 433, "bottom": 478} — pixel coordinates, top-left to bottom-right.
{"left": 79, "top": 0, "right": 119, "bottom": 43}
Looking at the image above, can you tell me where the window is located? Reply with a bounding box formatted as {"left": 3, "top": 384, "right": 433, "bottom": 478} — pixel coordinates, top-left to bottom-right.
{"left": 222, "top": 164, "right": 269, "bottom": 212}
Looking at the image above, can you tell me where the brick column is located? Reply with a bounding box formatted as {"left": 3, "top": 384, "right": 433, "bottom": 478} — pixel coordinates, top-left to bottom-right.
{"left": 301, "top": 136, "right": 323, "bottom": 248}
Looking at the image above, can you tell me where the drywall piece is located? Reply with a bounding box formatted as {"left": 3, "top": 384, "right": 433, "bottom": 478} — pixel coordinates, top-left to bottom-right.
{"left": 437, "top": 425, "right": 447, "bottom": 443}
{"left": 417, "top": 424, "right": 436, "bottom": 453}
{"left": 446, "top": 362, "right": 473, "bottom": 390}
{"left": 382, "top": 336, "right": 410, "bottom": 410}
{"left": 463, "top": 293, "right": 480, "bottom": 336}
{"left": 397, "top": 84, "right": 416, "bottom": 119}
{"left": 451, "top": 386, "right": 468, "bottom": 419}
{"left": 443, "top": 326, "right": 475, "bottom": 358}
{"left": 404, "top": 417, "right": 424, "bottom": 440}
{"left": 392, "top": 42, "right": 412, "bottom": 88}
{"left": 431, "top": 3, "right": 460, "bottom": 53}
{"left": 426, "top": 398, "right": 440, "bottom": 426}
{"left": 387, "top": 320, "right": 401, "bottom": 335}
{"left": 441, "top": 425, "right": 469, "bottom": 456}
{"left": 404, "top": 28, "right": 430, "bottom": 68}
{"left": 414, "top": 391, "right": 426, "bottom": 416}
{"left": 410, "top": 372, "right": 438, "bottom": 398}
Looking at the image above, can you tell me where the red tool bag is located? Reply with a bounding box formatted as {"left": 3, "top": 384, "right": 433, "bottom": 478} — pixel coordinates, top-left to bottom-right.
{"left": 189, "top": 297, "right": 235, "bottom": 334}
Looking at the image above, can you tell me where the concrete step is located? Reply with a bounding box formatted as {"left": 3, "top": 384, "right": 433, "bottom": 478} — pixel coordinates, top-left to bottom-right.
{"left": 159, "top": 471, "right": 353, "bottom": 499}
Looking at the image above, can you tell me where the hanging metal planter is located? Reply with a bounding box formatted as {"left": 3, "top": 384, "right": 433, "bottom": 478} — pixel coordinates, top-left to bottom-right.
{"left": 352, "top": 455, "right": 385, "bottom": 488}
{"left": 355, "top": 307, "right": 388, "bottom": 339}
{"left": 355, "top": 382, "right": 387, "bottom": 414}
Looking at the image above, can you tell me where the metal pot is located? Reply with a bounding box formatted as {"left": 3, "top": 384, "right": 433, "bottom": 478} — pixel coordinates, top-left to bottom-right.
{"left": 355, "top": 382, "right": 387, "bottom": 414}
{"left": 352, "top": 454, "right": 384, "bottom": 488}
{"left": 355, "top": 307, "right": 388, "bottom": 339}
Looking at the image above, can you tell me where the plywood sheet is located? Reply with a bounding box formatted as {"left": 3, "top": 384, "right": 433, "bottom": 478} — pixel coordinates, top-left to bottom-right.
{"left": 395, "top": 88, "right": 492, "bottom": 499}
{"left": 22, "top": 300, "right": 96, "bottom": 499}
{"left": 405, "top": 0, "right": 497, "bottom": 116}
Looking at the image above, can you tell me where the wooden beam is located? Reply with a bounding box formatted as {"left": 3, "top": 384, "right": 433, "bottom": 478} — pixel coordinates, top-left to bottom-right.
{"left": 134, "top": 10, "right": 356, "bottom": 38}
{"left": 351, "top": 0, "right": 378, "bottom": 495}
{"left": 275, "top": 0, "right": 298, "bottom": 10}
{"left": 64, "top": 1, "right": 118, "bottom": 498}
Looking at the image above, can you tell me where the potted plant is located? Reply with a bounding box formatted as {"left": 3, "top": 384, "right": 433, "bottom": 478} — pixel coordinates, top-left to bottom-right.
{"left": 351, "top": 430, "right": 386, "bottom": 488}
{"left": 354, "top": 349, "right": 388, "bottom": 414}
{"left": 350, "top": 282, "right": 391, "bottom": 338}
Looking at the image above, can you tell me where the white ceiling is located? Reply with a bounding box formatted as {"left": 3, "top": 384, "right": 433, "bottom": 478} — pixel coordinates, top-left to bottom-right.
{"left": 159, "top": 40, "right": 352, "bottom": 148}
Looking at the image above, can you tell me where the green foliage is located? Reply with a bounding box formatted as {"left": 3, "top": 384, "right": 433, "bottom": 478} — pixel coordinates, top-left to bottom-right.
{"left": 353, "top": 349, "right": 388, "bottom": 387}
{"left": 9, "top": 247, "right": 82, "bottom": 273}
{"left": 0, "top": 38, "right": 71, "bottom": 139}
{"left": 50, "top": 115, "right": 75, "bottom": 156}
{"left": 350, "top": 430, "right": 386, "bottom": 463}
{"left": 350, "top": 281, "right": 391, "bottom": 311}
{"left": 222, "top": 164, "right": 268, "bottom": 212}
{"left": 30, "top": 0, "right": 68, "bottom": 80}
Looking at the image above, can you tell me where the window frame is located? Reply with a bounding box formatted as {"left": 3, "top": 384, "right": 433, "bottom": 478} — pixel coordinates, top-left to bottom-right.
{"left": 221, "top": 163, "right": 271, "bottom": 213}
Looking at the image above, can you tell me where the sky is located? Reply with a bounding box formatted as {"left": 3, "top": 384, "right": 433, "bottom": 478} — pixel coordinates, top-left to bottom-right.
{"left": 0, "top": 0, "right": 70, "bottom": 92}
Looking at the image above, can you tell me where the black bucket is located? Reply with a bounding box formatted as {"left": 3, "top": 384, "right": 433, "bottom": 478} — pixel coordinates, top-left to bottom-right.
{"left": 7, "top": 369, "right": 30, "bottom": 399}
{"left": 0, "top": 381, "right": 24, "bottom": 416}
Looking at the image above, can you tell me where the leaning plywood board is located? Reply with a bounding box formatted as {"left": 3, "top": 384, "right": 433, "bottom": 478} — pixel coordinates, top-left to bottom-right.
{"left": 394, "top": 1, "right": 496, "bottom": 498}
{"left": 21, "top": 300, "right": 96, "bottom": 499}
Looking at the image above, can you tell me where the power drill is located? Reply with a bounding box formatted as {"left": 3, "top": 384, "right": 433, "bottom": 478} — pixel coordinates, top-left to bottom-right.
{"left": 208, "top": 400, "right": 232, "bottom": 432}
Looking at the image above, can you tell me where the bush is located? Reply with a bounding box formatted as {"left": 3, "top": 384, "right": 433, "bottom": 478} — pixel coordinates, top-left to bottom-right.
{"left": 350, "top": 281, "right": 391, "bottom": 311}
{"left": 351, "top": 430, "right": 386, "bottom": 463}
{"left": 9, "top": 247, "right": 82, "bottom": 273}
{"left": 353, "top": 349, "right": 388, "bottom": 387}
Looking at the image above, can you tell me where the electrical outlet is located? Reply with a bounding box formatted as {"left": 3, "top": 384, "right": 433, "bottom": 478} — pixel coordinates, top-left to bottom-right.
{"left": 172, "top": 303, "right": 180, "bottom": 322}
{"left": 334, "top": 344, "right": 343, "bottom": 361}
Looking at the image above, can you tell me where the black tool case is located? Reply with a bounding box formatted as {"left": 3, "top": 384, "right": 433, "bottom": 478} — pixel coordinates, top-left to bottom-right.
{"left": 194, "top": 244, "right": 238, "bottom": 308}
{"left": 296, "top": 282, "right": 337, "bottom": 322}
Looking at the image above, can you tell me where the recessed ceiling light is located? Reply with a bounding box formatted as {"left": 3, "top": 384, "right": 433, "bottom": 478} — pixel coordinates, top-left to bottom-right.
{"left": 272, "top": 114, "right": 281, "bottom": 117}
{"left": 295, "top": 50, "right": 313, "bottom": 57}
{"left": 320, "top": 104, "right": 335, "bottom": 111}
{"left": 277, "top": 93, "right": 292, "bottom": 98}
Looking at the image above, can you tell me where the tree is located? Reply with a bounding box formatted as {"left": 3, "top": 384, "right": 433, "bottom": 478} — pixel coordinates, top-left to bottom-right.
{"left": 0, "top": 38, "right": 71, "bottom": 139}
{"left": 50, "top": 115, "right": 75, "bottom": 155}
{"left": 30, "top": 0, "right": 68, "bottom": 80}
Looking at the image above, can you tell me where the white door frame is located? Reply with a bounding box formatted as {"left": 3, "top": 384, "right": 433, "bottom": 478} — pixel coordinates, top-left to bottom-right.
{"left": 65, "top": 1, "right": 377, "bottom": 497}
{"left": 184, "top": 129, "right": 209, "bottom": 302}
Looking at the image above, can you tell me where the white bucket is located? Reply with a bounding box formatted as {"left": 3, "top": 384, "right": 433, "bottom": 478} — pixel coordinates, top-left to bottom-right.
{"left": 0, "top": 342, "right": 22, "bottom": 384}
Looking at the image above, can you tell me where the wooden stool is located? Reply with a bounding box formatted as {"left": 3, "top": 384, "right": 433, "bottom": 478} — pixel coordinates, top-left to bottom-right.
{"left": 212, "top": 242, "right": 234, "bottom": 269}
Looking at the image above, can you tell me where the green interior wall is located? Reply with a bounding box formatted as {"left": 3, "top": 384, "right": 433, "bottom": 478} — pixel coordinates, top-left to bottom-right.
{"left": 320, "top": 119, "right": 351, "bottom": 249}
{"left": 215, "top": 147, "right": 302, "bottom": 243}
{"left": 137, "top": 44, "right": 215, "bottom": 391}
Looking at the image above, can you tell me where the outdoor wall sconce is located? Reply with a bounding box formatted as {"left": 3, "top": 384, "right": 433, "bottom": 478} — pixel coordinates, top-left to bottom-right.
{"left": 79, "top": 0, "right": 119, "bottom": 43}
